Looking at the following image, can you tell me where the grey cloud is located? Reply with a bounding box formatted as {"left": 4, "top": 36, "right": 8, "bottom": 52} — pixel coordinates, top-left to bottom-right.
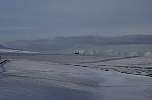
{"left": 0, "top": 0, "right": 152, "bottom": 42}
{"left": 0, "top": 27, "right": 33, "bottom": 31}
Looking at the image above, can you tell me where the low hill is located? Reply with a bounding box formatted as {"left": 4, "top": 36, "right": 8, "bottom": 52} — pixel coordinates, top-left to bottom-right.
{"left": 5, "top": 35, "right": 152, "bottom": 52}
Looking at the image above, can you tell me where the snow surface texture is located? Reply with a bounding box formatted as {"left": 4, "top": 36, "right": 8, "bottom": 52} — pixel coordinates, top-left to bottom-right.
{"left": 0, "top": 54, "right": 152, "bottom": 100}
{"left": 0, "top": 49, "right": 39, "bottom": 54}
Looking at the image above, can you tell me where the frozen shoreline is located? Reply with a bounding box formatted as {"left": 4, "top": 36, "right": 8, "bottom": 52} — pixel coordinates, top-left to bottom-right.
{"left": 0, "top": 54, "right": 152, "bottom": 100}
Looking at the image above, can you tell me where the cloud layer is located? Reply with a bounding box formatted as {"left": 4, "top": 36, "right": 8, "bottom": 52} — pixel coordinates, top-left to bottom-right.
{"left": 0, "top": 0, "right": 152, "bottom": 42}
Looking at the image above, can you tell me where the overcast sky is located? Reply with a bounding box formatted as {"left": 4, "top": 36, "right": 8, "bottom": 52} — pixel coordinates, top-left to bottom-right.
{"left": 0, "top": 0, "right": 152, "bottom": 42}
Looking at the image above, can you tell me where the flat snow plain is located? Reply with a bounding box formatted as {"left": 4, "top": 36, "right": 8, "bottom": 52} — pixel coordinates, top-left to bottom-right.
{"left": 0, "top": 54, "right": 152, "bottom": 100}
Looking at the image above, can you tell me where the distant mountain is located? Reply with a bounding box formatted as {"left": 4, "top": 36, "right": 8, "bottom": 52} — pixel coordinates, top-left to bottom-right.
{"left": 0, "top": 43, "right": 39, "bottom": 54}
{"left": 0, "top": 44, "right": 8, "bottom": 49}
{"left": 108, "top": 35, "right": 152, "bottom": 44}
{"left": 5, "top": 35, "right": 152, "bottom": 52}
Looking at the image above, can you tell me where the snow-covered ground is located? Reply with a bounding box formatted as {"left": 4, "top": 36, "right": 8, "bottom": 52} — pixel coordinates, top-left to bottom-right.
{"left": 0, "top": 48, "right": 39, "bottom": 54}
{"left": 0, "top": 54, "right": 152, "bottom": 100}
